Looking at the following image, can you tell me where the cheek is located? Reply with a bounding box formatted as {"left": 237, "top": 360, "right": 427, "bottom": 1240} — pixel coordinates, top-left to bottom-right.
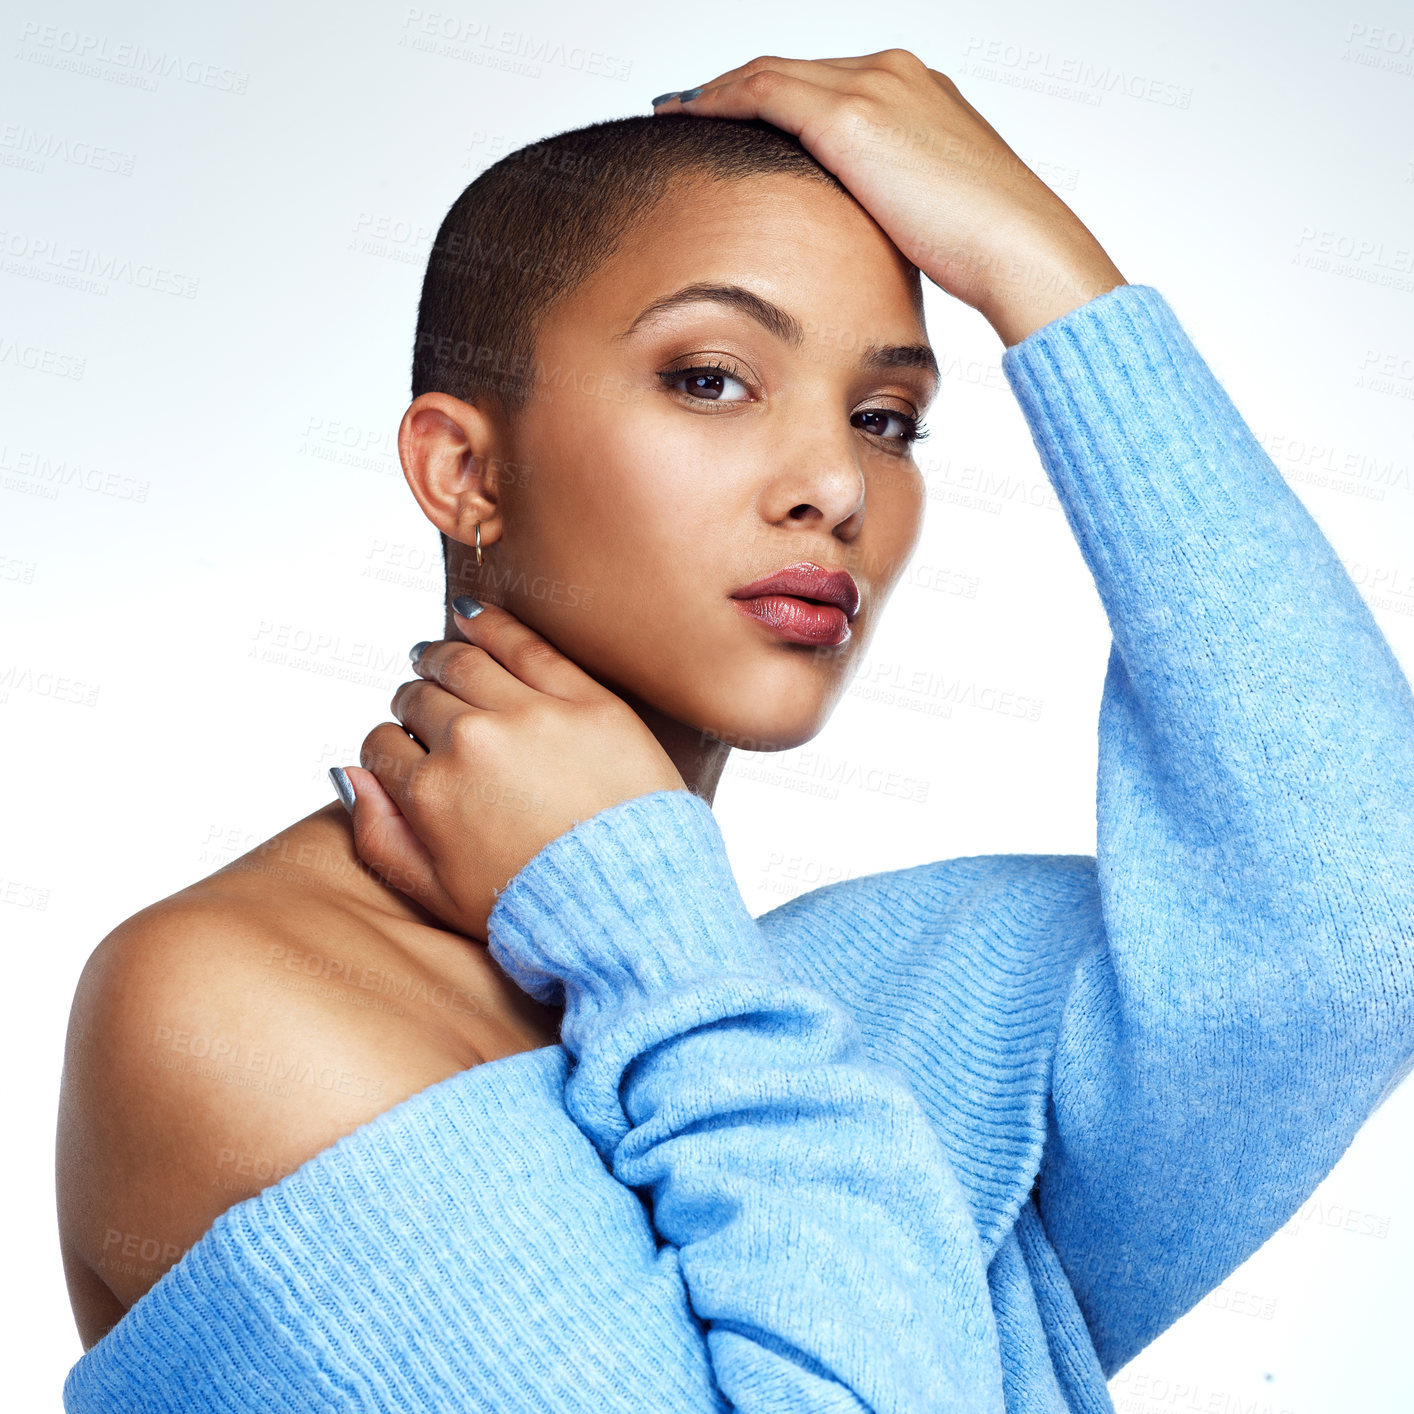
{"left": 514, "top": 404, "right": 713, "bottom": 625}
{"left": 864, "top": 463, "right": 927, "bottom": 573}
{"left": 552, "top": 394, "right": 746, "bottom": 550}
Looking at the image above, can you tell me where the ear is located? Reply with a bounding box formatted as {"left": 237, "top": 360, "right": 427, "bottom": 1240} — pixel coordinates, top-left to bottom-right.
{"left": 397, "top": 392, "right": 505, "bottom": 552}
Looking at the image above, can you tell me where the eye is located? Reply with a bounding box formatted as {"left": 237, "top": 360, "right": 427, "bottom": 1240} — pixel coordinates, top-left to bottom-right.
{"left": 853, "top": 407, "right": 930, "bottom": 448}
{"left": 657, "top": 359, "right": 931, "bottom": 451}
{"left": 658, "top": 359, "right": 752, "bottom": 403}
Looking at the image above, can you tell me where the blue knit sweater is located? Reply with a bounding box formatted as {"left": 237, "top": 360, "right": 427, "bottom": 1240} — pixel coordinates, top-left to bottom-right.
{"left": 63, "top": 284, "right": 1414, "bottom": 1413}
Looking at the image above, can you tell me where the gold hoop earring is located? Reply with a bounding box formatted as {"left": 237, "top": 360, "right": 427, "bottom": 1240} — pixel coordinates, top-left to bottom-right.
{"left": 475, "top": 522, "right": 483, "bottom": 568}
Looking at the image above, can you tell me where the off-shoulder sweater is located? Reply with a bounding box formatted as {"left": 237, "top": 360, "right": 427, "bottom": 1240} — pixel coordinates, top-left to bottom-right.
{"left": 62, "top": 284, "right": 1414, "bottom": 1413}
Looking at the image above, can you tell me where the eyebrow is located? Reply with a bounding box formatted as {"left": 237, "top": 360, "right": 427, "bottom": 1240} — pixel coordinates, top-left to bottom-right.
{"left": 614, "top": 281, "right": 941, "bottom": 404}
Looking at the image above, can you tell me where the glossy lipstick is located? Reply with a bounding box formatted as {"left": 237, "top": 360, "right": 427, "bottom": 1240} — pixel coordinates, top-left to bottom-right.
{"left": 730, "top": 562, "right": 859, "bottom": 647}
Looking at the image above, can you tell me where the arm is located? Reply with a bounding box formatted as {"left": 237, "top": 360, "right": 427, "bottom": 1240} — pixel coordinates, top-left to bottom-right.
{"left": 348, "top": 619, "right": 1013, "bottom": 1404}
{"left": 1000, "top": 281, "right": 1414, "bottom": 1373}
{"left": 486, "top": 786, "right": 1008, "bottom": 1414}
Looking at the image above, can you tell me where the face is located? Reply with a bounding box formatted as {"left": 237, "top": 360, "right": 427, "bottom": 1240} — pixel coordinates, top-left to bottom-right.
{"left": 458, "top": 172, "right": 936, "bottom": 754}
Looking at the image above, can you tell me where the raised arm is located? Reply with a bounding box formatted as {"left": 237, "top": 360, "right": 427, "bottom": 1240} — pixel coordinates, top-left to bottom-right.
{"left": 999, "top": 281, "right": 1414, "bottom": 1372}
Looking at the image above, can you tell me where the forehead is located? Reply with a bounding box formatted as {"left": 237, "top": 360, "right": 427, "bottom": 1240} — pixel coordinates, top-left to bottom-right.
{"left": 555, "top": 172, "right": 927, "bottom": 345}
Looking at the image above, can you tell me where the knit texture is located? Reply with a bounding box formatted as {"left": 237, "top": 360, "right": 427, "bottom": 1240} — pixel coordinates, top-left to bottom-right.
{"left": 63, "top": 284, "right": 1414, "bottom": 1412}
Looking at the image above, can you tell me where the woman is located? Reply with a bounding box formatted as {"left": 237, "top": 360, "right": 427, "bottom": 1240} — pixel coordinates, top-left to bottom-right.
{"left": 59, "top": 51, "right": 1414, "bottom": 1411}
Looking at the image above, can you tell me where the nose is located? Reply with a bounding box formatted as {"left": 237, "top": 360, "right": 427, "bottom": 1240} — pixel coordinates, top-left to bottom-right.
{"left": 762, "top": 442, "right": 866, "bottom": 540}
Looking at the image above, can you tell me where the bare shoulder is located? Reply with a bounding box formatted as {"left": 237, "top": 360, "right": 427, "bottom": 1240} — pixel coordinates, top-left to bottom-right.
{"left": 56, "top": 880, "right": 479, "bottom": 1352}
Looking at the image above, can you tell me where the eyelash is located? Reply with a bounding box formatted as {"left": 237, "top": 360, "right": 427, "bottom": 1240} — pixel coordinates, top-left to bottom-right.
{"left": 657, "top": 358, "right": 931, "bottom": 448}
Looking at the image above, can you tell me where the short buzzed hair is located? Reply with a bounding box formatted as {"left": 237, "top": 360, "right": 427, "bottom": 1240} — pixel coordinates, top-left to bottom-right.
{"left": 410, "top": 113, "right": 854, "bottom": 576}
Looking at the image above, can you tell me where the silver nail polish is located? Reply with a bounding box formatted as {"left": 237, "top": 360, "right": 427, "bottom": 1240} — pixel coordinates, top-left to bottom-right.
{"left": 329, "top": 766, "right": 356, "bottom": 814}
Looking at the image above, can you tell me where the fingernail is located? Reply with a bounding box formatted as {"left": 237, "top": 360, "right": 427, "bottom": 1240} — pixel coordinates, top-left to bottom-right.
{"left": 409, "top": 639, "right": 431, "bottom": 664}
{"left": 677, "top": 86, "right": 703, "bottom": 101}
{"left": 329, "top": 766, "right": 356, "bottom": 814}
{"left": 650, "top": 90, "right": 681, "bottom": 106}
{"left": 451, "top": 595, "right": 483, "bottom": 618}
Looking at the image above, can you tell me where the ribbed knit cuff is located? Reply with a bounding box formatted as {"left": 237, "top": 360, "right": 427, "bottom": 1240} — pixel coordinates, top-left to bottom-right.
{"left": 485, "top": 788, "right": 773, "bottom": 1013}
{"left": 1000, "top": 282, "right": 1289, "bottom": 607}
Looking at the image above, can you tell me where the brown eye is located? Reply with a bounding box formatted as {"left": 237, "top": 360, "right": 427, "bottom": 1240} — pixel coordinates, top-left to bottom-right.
{"left": 658, "top": 360, "right": 752, "bottom": 403}
{"left": 853, "top": 408, "right": 928, "bottom": 446}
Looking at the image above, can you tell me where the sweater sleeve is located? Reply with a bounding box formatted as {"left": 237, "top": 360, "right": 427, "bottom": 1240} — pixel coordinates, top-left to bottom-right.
{"left": 999, "top": 283, "right": 1414, "bottom": 1374}
{"left": 485, "top": 789, "right": 1007, "bottom": 1414}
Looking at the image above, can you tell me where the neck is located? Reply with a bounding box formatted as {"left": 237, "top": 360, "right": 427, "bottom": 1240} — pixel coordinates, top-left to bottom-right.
{"left": 610, "top": 687, "right": 732, "bottom": 808}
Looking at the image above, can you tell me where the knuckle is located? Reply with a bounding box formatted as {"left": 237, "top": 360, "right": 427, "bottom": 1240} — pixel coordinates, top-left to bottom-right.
{"left": 863, "top": 64, "right": 911, "bottom": 98}
{"left": 742, "top": 67, "right": 784, "bottom": 97}
{"left": 446, "top": 711, "right": 483, "bottom": 754}
{"left": 836, "top": 93, "right": 879, "bottom": 129}
{"left": 514, "top": 636, "right": 563, "bottom": 673}
{"left": 442, "top": 642, "right": 487, "bottom": 692}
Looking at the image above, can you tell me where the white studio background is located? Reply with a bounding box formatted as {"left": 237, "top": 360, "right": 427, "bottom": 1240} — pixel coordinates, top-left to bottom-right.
{"left": 5, "top": 1, "right": 1412, "bottom": 1408}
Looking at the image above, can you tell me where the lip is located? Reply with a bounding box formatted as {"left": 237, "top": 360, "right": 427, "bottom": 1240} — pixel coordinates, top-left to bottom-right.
{"left": 730, "top": 562, "right": 860, "bottom": 622}
{"left": 729, "top": 561, "right": 860, "bottom": 649}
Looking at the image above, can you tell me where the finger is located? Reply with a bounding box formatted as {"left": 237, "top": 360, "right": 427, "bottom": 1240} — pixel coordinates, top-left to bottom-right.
{"left": 390, "top": 673, "right": 489, "bottom": 755}
{"left": 656, "top": 65, "right": 855, "bottom": 143}
{"left": 360, "top": 720, "right": 439, "bottom": 824}
{"left": 339, "top": 766, "right": 457, "bottom": 921}
{"left": 448, "top": 598, "right": 607, "bottom": 703}
{"left": 410, "top": 639, "right": 531, "bottom": 716}
{"left": 653, "top": 52, "right": 885, "bottom": 107}
{"left": 812, "top": 48, "right": 930, "bottom": 73}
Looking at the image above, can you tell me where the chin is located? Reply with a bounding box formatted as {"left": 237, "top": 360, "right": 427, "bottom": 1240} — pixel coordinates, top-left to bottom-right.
{"left": 605, "top": 626, "right": 849, "bottom": 752}
{"left": 690, "top": 699, "right": 831, "bottom": 755}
